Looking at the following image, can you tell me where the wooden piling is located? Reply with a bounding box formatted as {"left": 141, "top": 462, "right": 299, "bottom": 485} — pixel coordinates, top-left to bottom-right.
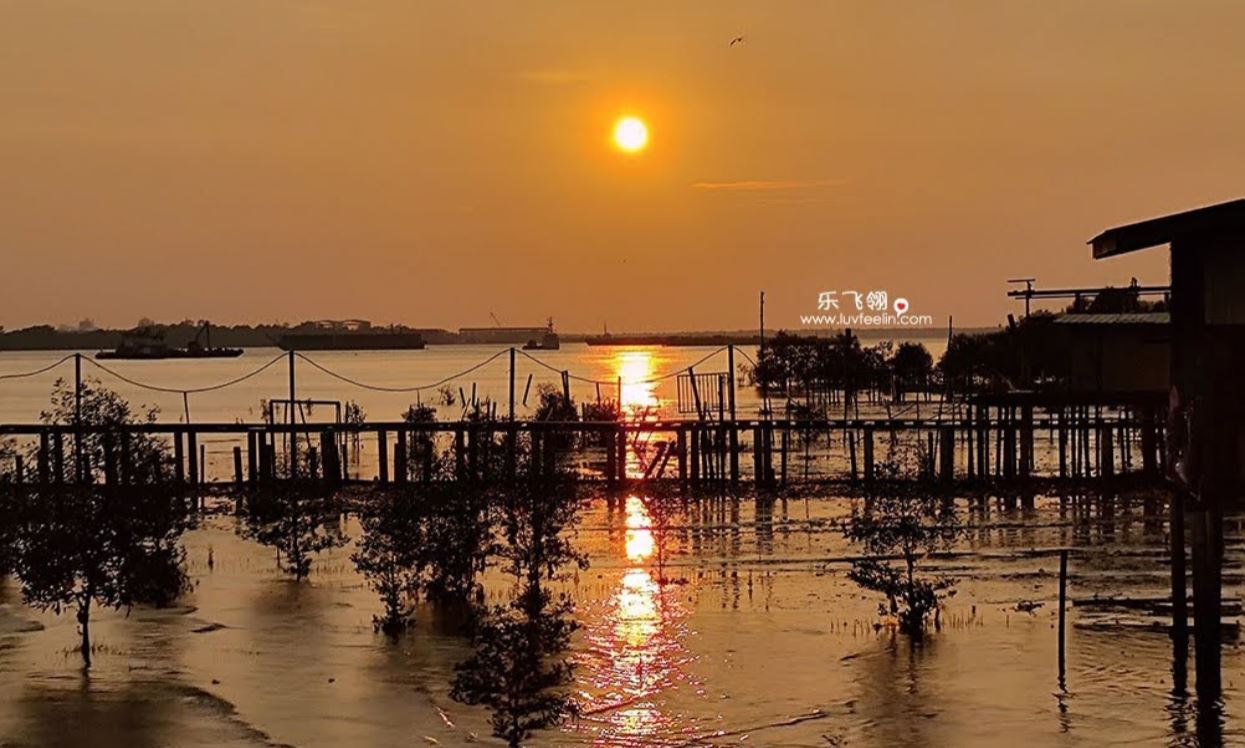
{"left": 848, "top": 429, "right": 858, "bottom": 483}
{"left": 233, "top": 447, "right": 244, "bottom": 485}
{"left": 1058, "top": 549, "right": 1068, "bottom": 679}
{"left": 395, "top": 429, "right": 408, "bottom": 484}
{"left": 939, "top": 425, "right": 954, "bottom": 484}
{"left": 863, "top": 427, "right": 874, "bottom": 484}
{"left": 187, "top": 431, "right": 199, "bottom": 485}
{"left": 677, "top": 428, "right": 688, "bottom": 488}
{"left": 173, "top": 430, "right": 184, "bottom": 484}
{"left": 247, "top": 431, "right": 259, "bottom": 484}
{"left": 378, "top": 429, "right": 389, "bottom": 484}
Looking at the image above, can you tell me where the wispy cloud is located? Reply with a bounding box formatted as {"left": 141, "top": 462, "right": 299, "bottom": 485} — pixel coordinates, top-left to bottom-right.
{"left": 516, "top": 70, "right": 591, "bottom": 85}
{"left": 691, "top": 178, "right": 845, "bottom": 191}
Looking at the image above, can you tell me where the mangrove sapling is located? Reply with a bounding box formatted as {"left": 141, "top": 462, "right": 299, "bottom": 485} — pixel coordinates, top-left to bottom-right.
{"left": 15, "top": 486, "right": 192, "bottom": 667}
{"left": 36, "top": 377, "right": 171, "bottom": 483}
{"left": 844, "top": 460, "right": 962, "bottom": 637}
{"left": 452, "top": 477, "right": 587, "bottom": 746}
{"left": 419, "top": 484, "right": 496, "bottom": 606}
{"left": 451, "top": 585, "right": 579, "bottom": 748}
{"left": 243, "top": 488, "right": 346, "bottom": 581}
{"left": 352, "top": 491, "right": 426, "bottom": 635}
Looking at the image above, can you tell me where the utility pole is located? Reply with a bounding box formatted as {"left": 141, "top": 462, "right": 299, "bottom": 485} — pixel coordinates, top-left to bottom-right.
{"left": 508, "top": 347, "right": 516, "bottom": 421}
{"left": 288, "top": 350, "right": 297, "bottom": 479}
{"left": 759, "top": 291, "right": 767, "bottom": 418}
{"left": 74, "top": 353, "right": 83, "bottom": 482}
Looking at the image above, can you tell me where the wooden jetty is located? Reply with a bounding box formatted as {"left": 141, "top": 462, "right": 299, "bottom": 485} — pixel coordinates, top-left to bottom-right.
{"left": 0, "top": 404, "right": 1165, "bottom": 491}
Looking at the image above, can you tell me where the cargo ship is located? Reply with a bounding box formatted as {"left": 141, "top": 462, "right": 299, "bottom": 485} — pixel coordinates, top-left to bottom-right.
{"left": 522, "top": 318, "right": 561, "bottom": 351}
{"left": 96, "top": 323, "right": 243, "bottom": 360}
{"left": 277, "top": 320, "right": 426, "bottom": 351}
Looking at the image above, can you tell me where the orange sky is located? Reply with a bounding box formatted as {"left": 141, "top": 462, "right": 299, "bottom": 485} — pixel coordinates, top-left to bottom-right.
{"left": 4, "top": 1, "right": 1245, "bottom": 331}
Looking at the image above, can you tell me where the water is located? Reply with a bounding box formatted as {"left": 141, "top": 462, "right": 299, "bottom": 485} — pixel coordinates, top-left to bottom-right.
{"left": 0, "top": 491, "right": 1238, "bottom": 747}
{"left": 0, "top": 340, "right": 950, "bottom": 426}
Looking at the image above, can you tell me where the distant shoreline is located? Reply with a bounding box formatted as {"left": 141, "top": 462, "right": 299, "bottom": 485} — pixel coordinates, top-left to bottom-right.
{"left": 0, "top": 323, "right": 999, "bottom": 352}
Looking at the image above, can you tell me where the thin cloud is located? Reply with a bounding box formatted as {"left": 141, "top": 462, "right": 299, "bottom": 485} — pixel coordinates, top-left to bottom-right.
{"left": 691, "top": 178, "right": 845, "bottom": 191}
{"left": 516, "top": 70, "right": 591, "bottom": 85}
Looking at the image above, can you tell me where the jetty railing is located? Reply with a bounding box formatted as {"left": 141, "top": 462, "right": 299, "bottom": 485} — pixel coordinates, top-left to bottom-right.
{"left": 0, "top": 411, "right": 1165, "bottom": 490}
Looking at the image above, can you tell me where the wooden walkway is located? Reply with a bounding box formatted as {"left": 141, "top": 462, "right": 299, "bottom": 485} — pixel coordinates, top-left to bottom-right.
{"left": 0, "top": 409, "right": 1165, "bottom": 489}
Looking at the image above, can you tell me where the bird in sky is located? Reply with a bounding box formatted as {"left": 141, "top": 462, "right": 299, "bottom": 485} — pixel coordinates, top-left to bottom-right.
{"left": 730, "top": 36, "right": 745, "bottom": 46}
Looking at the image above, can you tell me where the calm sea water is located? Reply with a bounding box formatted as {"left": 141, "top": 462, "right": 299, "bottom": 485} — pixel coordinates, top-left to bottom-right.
{"left": 0, "top": 341, "right": 949, "bottom": 426}
{"left": 4, "top": 341, "right": 1234, "bottom": 747}
{"left": 0, "top": 492, "right": 1238, "bottom": 747}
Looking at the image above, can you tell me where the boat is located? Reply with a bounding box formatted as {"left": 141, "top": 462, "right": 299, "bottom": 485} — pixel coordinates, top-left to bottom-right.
{"left": 522, "top": 318, "right": 561, "bottom": 351}
{"left": 277, "top": 320, "right": 426, "bottom": 351}
{"left": 96, "top": 323, "right": 243, "bottom": 360}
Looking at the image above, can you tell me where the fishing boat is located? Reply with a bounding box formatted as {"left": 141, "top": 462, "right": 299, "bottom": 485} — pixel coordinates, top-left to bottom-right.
{"left": 96, "top": 323, "right": 243, "bottom": 360}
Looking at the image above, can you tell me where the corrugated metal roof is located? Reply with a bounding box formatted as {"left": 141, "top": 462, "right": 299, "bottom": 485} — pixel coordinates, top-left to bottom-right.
{"left": 1054, "top": 312, "right": 1169, "bottom": 325}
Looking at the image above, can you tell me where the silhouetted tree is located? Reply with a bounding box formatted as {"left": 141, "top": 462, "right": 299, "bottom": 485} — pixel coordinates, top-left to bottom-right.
{"left": 352, "top": 492, "right": 426, "bottom": 635}
{"left": 419, "top": 485, "right": 495, "bottom": 605}
{"left": 243, "top": 488, "right": 345, "bottom": 581}
{"left": 844, "top": 461, "right": 961, "bottom": 637}
{"left": 36, "top": 376, "right": 170, "bottom": 482}
{"left": 15, "top": 486, "right": 190, "bottom": 667}
{"left": 890, "top": 341, "right": 933, "bottom": 400}
{"left": 452, "top": 478, "right": 587, "bottom": 746}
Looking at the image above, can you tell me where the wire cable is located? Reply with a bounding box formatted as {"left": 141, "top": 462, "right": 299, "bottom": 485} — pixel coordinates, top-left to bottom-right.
{"left": 85, "top": 353, "right": 286, "bottom": 394}
{"left": 294, "top": 349, "right": 507, "bottom": 393}
{"left": 0, "top": 354, "right": 74, "bottom": 380}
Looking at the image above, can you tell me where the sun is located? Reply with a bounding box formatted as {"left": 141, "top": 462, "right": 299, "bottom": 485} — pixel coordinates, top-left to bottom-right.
{"left": 613, "top": 116, "right": 648, "bottom": 153}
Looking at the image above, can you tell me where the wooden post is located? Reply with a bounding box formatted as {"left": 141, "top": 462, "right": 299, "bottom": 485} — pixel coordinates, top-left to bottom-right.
{"left": 187, "top": 431, "right": 199, "bottom": 485}
{"left": 38, "top": 432, "right": 49, "bottom": 486}
{"left": 199, "top": 443, "right": 206, "bottom": 487}
{"left": 616, "top": 424, "right": 627, "bottom": 485}
{"left": 247, "top": 431, "right": 259, "bottom": 484}
{"left": 863, "top": 427, "right": 875, "bottom": 484}
{"left": 1018, "top": 404, "right": 1032, "bottom": 477}
{"left": 752, "top": 424, "right": 763, "bottom": 487}
{"left": 52, "top": 431, "right": 65, "bottom": 484}
{"left": 606, "top": 428, "right": 617, "bottom": 485}
{"left": 455, "top": 427, "right": 466, "bottom": 481}
{"left": 423, "top": 437, "right": 435, "bottom": 484}
{"left": 939, "top": 425, "right": 954, "bottom": 484}
{"left": 690, "top": 425, "right": 701, "bottom": 485}
{"left": 677, "top": 428, "right": 688, "bottom": 488}
{"left": 378, "top": 430, "right": 389, "bottom": 484}
{"left": 1058, "top": 409, "right": 1068, "bottom": 479}
{"left": 233, "top": 447, "right": 244, "bottom": 485}
{"left": 1003, "top": 416, "right": 1016, "bottom": 481}
{"left": 307, "top": 446, "right": 319, "bottom": 480}
{"left": 173, "top": 430, "right": 185, "bottom": 484}
{"left": 14, "top": 455, "right": 24, "bottom": 485}
{"left": 1099, "top": 421, "right": 1114, "bottom": 482}
{"left": 1058, "top": 549, "right": 1068, "bottom": 679}
{"left": 1141, "top": 404, "right": 1158, "bottom": 477}
{"left": 848, "top": 429, "right": 858, "bottom": 483}
{"left": 102, "top": 434, "right": 117, "bottom": 485}
{"left": 1170, "top": 488, "right": 1188, "bottom": 641}
{"left": 780, "top": 426, "right": 789, "bottom": 486}
{"left": 728, "top": 346, "right": 739, "bottom": 484}
{"left": 119, "top": 433, "right": 132, "bottom": 485}
{"left": 1190, "top": 507, "right": 1222, "bottom": 700}
{"left": 395, "top": 429, "right": 408, "bottom": 484}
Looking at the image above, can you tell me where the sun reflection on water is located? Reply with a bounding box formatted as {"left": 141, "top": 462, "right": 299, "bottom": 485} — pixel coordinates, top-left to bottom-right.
{"left": 578, "top": 496, "right": 694, "bottom": 746}
{"left": 624, "top": 496, "right": 655, "bottom": 562}
{"left": 616, "top": 350, "right": 658, "bottom": 415}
